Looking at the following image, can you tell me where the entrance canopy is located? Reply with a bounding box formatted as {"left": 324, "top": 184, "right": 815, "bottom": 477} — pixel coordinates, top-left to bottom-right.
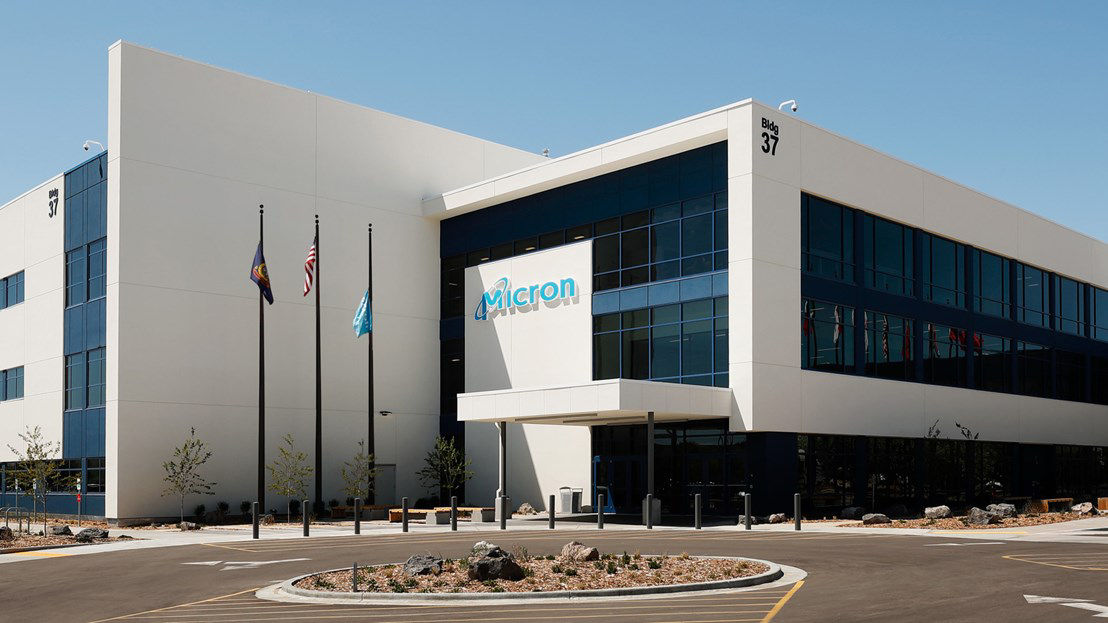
{"left": 457, "top": 378, "right": 733, "bottom": 426}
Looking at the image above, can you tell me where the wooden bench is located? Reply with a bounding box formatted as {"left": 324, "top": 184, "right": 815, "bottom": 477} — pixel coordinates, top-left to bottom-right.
{"left": 388, "top": 508, "right": 433, "bottom": 522}
{"left": 331, "top": 504, "right": 391, "bottom": 520}
{"left": 1098, "top": 497, "right": 1108, "bottom": 512}
{"left": 1028, "top": 497, "right": 1074, "bottom": 513}
{"left": 431, "top": 506, "right": 496, "bottom": 522}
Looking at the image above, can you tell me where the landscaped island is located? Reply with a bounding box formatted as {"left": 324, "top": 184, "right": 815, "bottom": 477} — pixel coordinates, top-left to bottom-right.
{"left": 295, "top": 541, "right": 770, "bottom": 594}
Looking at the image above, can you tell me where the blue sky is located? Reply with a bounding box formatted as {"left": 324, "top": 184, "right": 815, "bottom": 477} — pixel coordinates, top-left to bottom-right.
{"left": 2, "top": 2, "right": 1105, "bottom": 240}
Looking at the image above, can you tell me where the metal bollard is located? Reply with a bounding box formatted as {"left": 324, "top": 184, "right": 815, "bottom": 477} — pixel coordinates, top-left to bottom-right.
{"left": 354, "top": 498, "right": 362, "bottom": 535}
{"left": 352, "top": 562, "right": 358, "bottom": 592}
{"left": 302, "top": 500, "right": 309, "bottom": 537}
{"left": 548, "top": 494, "right": 555, "bottom": 529}
{"left": 744, "top": 492, "right": 752, "bottom": 530}
{"left": 597, "top": 493, "right": 605, "bottom": 530}
{"left": 694, "top": 493, "right": 702, "bottom": 530}
{"left": 646, "top": 493, "right": 654, "bottom": 529}
{"left": 451, "top": 496, "right": 458, "bottom": 531}
{"left": 499, "top": 495, "right": 508, "bottom": 531}
{"left": 401, "top": 497, "right": 409, "bottom": 533}
{"left": 252, "top": 501, "right": 260, "bottom": 539}
{"left": 794, "top": 493, "right": 802, "bottom": 531}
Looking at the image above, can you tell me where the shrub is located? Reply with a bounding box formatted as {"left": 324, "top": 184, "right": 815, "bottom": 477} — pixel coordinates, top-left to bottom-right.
{"left": 648, "top": 558, "right": 661, "bottom": 569}
{"left": 329, "top": 499, "right": 340, "bottom": 509}
{"left": 592, "top": 560, "right": 604, "bottom": 570}
{"left": 564, "top": 568, "right": 578, "bottom": 577}
{"left": 289, "top": 499, "right": 301, "bottom": 516}
{"left": 217, "top": 500, "right": 229, "bottom": 513}
{"left": 515, "top": 546, "right": 531, "bottom": 562}
{"left": 620, "top": 551, "right": 631, "bottom": 565}
{"left": 346, "top": 496, "right": 356, "bottom": 506}
{"left": 606, "top": 561, "right": 617, "bottom": 574}
{"left": 193, "top": 504, "right": 206, "bottom": 520}
{"left": 240, "top": 501, "right": 252, "bottom": 516}
{"left": 628, "top": 563, "right": 640, "bottom": 570}
{"left": 545, "top": 554, "right": 555, "bottom": 560}
{"left": 679, "top": 551, "right": 690, "bottom": 560}
{"left": 551, "top": 563, "right": 563, "bottom": 573}
{"left": 314, "top": 576, "right": 335, "bottom": 589}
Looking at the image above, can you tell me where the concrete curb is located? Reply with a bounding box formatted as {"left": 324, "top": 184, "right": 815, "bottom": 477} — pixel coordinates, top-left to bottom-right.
{"left": 0, "top": 542, "right": 96, "bottom": 555}
{"left": 269, "top": 556, "right": 783, "bottom": 605}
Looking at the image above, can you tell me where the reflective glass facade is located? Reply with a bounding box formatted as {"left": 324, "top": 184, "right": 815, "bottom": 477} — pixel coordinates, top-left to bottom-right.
{"left": 801, "top": 193, "right": 1108, "bottom": 405}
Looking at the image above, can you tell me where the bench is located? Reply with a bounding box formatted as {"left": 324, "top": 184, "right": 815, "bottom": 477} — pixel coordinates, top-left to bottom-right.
{"left": 1028, "top": 497, "right": 1074, "bottom": 513}
{"left": 433, "top": 506, "right": 496, "bottom": 522}
{"left": 331, "top": 504, "right": 391, "bottom": 520}
{"left": 1098, "top": 498, "right": 1108, "bottom": 512}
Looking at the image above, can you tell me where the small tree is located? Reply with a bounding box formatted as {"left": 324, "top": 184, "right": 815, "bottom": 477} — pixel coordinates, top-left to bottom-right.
{"left": 416, "top": 436, "right": 473, "bottom": 502}
{"left": 340, "top": 439, "right": 379, "bottom": 503}
{"left": 161, "top": 427, "right": 216, "bottom": 524}
{"left": 8, "top": 426, "right": 68, "bottom": 534}
{"left": 267, "top": 434, "right": 312, "bottom": 523}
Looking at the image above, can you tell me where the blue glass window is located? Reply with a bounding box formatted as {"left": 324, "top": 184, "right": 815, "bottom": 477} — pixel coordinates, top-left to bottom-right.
{"left": 87, "top": 348, "right": 106, "bottom": 407}
{"left": 802, "top": 195, "right": 854, "bottom": 282}
{"left": 863, "top": 214, "right": 913, "bottom": 296}
{"left": 974, "top": 333, "right": 1011, "bottom": 393}
{"left": 1055, "top": 350, "right": 1085, "bottom": 402}
{"left": 801, "top": 299, "right": 855, "bottom": 373}
{"left": 1017, "top": 341, "right": 1051, "bottom": 398}
{"left": 1054, "top": 275, "right": 1084, "bottom": 336}
{"left": 921, "top": 233, "right": 964, "bottom": 308}
{"left": 3, "top": 367, "right": 23, "bottom": 400}
{"left": 2, "top": 271, "right": 25, "bottom": 307}
{"left": 67, "top": 249, "right": 87, "bottom": 307}
{"left": 1016, "top": 264, "right": 1048, "bottom": 327}
{"left": 1095, "top": 287, "right": 1108, "bottom": 342}
{"left": 864, "top": 311, "right": 914, "bottom": 380}
{"left": 66, "top": 354, "right": 86, "bottom": 410}
{"left": 973, "top": 249, "right": 1011, "bottom": 319}
{"left": 923, "top": 323, "right": 967, "bottom": 387}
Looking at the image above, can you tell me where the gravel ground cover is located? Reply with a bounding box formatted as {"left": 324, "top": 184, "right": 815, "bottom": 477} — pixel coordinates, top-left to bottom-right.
{"left": 839, "top": 512, "right": 1088, "bottom": 529}
{"left": 1, "top": 524, "right": 135, "bottom": 551}
{"left": 298, "top": 548, "right": 768, "bottom": 594}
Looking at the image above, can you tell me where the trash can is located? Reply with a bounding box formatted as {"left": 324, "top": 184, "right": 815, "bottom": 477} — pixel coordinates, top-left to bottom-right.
{"left": 571, "top": 488, "right": 583, "bottom": 513}
{"left": 559, "top": 487, "right": 573, "bottom": 513}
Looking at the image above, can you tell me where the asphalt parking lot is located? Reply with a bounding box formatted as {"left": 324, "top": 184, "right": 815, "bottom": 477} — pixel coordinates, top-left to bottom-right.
{"left": 1, "top": 526, "right": 1106, "bottom": 622}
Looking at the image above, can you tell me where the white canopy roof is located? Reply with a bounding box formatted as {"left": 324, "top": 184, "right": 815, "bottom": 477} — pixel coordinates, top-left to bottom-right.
{"left": 457, "top": 378, "right": 733, "bottom": 426}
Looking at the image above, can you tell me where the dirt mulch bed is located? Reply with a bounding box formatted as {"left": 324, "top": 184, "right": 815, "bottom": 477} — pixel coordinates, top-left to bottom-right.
{"left": 839, "top": 512, "right": 1091, "bottom": 530}
{"left": 1, "top": 526, "right": 138, "bottom": 552}
{"left": 298, "top": 552, "right": 768, "bottom": 594}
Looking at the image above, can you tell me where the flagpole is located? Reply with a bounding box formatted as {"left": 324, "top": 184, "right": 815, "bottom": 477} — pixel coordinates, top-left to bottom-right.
{"left": 367, "top": 223, "right": 375, "bottom": 504}
{"left": 314, "top": 215, "right": 323, "bottom": 514}
{"left": 257, "top": 205, "right": 266, "bottom": 518}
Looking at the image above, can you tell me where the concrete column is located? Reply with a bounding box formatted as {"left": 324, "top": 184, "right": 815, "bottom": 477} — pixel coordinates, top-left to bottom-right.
{"left": 496, "top": 421, "right": 509, "bottom": 522}
{"left": 642, "top": 411, "right": 659, "bottom": 526}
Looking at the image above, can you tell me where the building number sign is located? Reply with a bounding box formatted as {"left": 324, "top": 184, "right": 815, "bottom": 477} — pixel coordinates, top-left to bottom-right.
{"left": 48, "top": 188, "right": 59, "bottom": 218}
{"left": 760, "top": 117, "right": 779, "bottom": 156}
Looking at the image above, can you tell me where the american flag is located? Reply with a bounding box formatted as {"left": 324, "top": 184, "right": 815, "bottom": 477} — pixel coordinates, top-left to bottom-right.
{"left": 303, "top": 239, "right": 317, "bottom": 296}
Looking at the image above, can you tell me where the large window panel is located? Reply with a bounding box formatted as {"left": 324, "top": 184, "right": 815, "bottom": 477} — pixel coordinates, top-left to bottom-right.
{"left": 681, "top": 319, "right": 713, "bottom": 376}
{"left": 681, "top": 213, "right": 712, "bottom": 257}
{"left": 1017, "top": 341, "right": 1051, "bottom": 398}
{"left": 1054, "top": 275, "right": 1084, "bottom": 336}
{"left": 1093, "top": 357, "right": 1108, "bottom": 405}
{"left": 973, "top": 249, "right": 1011, "bottom": 319}
{"left": 974, "top": 334, "right": 1011, "bottom": 393}
{"left": 863, "top": 214, "right": 914, "bottom": 296}
{"left": 87, "top": 348, "right": 106, "bottom": 408}
{"left": 923, "top": 323, "right": 967, "bottom": 387}
{"left": 65, "top": 354, "right": 86, "bottom": 410}
{"left": 921, "top": 233, "right": 964, "bottom": 308}
{"left": 865, "top": 311, "right": 914, "bottom": 380}
{"left": 801, "top": 299, "right": 855, "bottom": 373}
{"left": 1094, "top": 287, "right": 1108, "bottom": 341}
{"left": 593, "top": 332, "right": 620, "bottom": 380}
{"left": 651, "top": 324, "right": 681, "bottom": 378}
{"left": 621, "top": 227, "right": 649, "bottom": 268}
{"left": 651, "top": 221, "right": 679, "bottom": 262}
{"left": 802, "top": 195, "right": 854, "bottom": 282}
{"left": 1055, "top": 350, "right": 1085, "bottom": 402}
{"left": 1016, "top": 264, "right": 1049, "bottom": 327}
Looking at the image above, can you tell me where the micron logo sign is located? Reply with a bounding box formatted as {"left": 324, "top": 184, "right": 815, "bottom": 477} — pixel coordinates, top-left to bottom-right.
{"left": 474, "top": 276, "right": 578, "bottom": 321}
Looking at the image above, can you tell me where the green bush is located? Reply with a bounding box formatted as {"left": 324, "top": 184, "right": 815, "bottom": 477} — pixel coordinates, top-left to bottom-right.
{"left": 606, "top": 561, "right": 617, "bottom": 574}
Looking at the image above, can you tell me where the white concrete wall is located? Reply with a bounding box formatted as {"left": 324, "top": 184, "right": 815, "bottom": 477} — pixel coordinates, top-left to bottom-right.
{"left": 0, "top": 175, "right": 66, "bottom": 461}
{"left": 105, "top": 41, "right": 544, "bottom": 518}
{"left": 463, "top": 242, "right": 592, "bottom": 510}
{"left": 736, "top": 100, "right": 1108, "bottom": 445}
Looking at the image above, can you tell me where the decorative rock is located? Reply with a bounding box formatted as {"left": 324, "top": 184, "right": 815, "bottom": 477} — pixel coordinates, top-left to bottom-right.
{"left": 1071, "top": 502, "right": 1095, "bottom": 515}
{"left": 924, "top": 505, "right": 951, "bottom": 519}
{"left": 840, "top": 506, "right": 867, "bottom": 520}
{"left": 965, "top": 507, "right": 1000, "bottom": 525}
{"left": 516, "top": 502, "right": 537, "bottom": 516}
{"left": 402, "top": 554, "right": 443, "bottom": 576}
{"left": 861, "top": 513, "right": 891, "bottom": 525}
{"left": 468, "top": 547, "right": 524, "bottom": 581}
{"left": 736, "top": 515, "right": 761, "bottom": 526}
{"left": 472, "top": 541, "right": 500, "bottom": 557}
{"left": 118, "top": 534, "right": 133, "bottom": 540}
{"left": 49, "top": 525, "right": 72, "bottom": 536}
{"left": 261, "top": 514, "right": 276, "bottom": 526}
{"left": 560, "top": 540, "right": 599, "bottom": 562}
{"left": 179, "top": 521, "right": 201, "bottom": 531}
{"left": 986, "top": 503, "right": 1016, "bottom": 518}
{"left": 0, "top": 526, "right": 13, "bottom": 541}
{"left": 75, "top": 527, "right": 108, "bottom": 543}
{"left": 767, "top": 513, "right": 787, "bottom": 524}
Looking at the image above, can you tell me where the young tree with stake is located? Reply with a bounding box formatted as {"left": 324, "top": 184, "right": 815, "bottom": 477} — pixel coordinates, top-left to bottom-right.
{"left": 340, "top": 439, "right": 378, "bottom": 503}
{"left": 416, "top": 435, "right": 473, "bottom": 503}
{"left": 267, "top": 434, "right": 312, "bottom": 523}
{"left": 8, "top": 426, "right": 69, "bottom": 535}
{"left": 161, "top": 427, "right": 216, "bottom": 524}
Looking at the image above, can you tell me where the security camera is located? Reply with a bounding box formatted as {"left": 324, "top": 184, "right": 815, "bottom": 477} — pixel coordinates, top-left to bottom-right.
{"left": 790, "top": 102, "right": 798, "bottom": 112}
{"left": 83, "top": 144, "right": 89, "bottom": 151}
{"left": 778, "top": 99, "right": 798, "bottom": 113}
{"left": 82, "top": 140, "right": 104, "bottom": 153}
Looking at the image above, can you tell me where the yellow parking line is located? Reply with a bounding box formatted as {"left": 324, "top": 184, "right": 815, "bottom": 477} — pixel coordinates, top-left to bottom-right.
{"left": 929, "top": 530, "right": 1027, "bottom": 534}
{"left": 761, "top": 580, "right": 804, "bottom": 622}
{"left": 7, "top": 550, "right": 74, "bottom": 558}
{"left": 87, "top": 588, "right": 260, "bottom": 622}
{"left": 143, "top": 611, "right": 769, "bottom": 622}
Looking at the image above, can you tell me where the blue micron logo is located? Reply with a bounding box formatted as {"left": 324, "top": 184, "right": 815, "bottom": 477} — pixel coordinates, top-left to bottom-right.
{"left": 474, "top": 276, "right": 577, "bottom": 321}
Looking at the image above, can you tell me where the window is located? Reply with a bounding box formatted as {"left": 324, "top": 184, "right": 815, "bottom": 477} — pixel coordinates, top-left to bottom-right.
{"left": 923, "top": 323, "right": 967, "bottom": 387}
{"left": 1055, "top": 350, "right": 1085, "bottom": 402}
{"left": 1093, "top": 357, "right": 1108, "bottom": 405}
{"left": 66, "top": 249, "right": 87, "bottom": 307}
{"left": 863, "top": 214, "right": 913, "bottom": 296}
{"left": 801, "top": 194, "right": 854, "bottom": 282}
{"left": 1, "top": 367, "right": 24, "bottom": 401}
{"left": 87, "top": 348, "right": 105, "bottom": 407}
{"left": 1016, "top": 264, "right": 1049, "bottom": 327}
{"left": 974, "top": 334, "right": 1011, "bottom": 392}
{"left": 65, "top": 354, "right": 86, "bottom": 410}
{"left": 1094, "top": 287, "right": 1108, "bottom": 341}
{"left": 1017, "top": 341, "right": 1051, "bottom": 398}
{"left": 1, "top": 271, "right": 25, "bottom": 308}
{"left": 1054, "top": 275, "right": 1084, "bottom": 336}
{"left": 801, "top": 299, "right": 855, "bottom": 373}
{"left": 439, "top": 255, "right": 465, "bottom": 318}
{"left": 88, "top": 239, "right": 106, "bottom": 300}
{"left": 973, "top": 249, "right": 1011, "bottom": 319}
{"left": 920, "top": 233, "right": 965, "bottom": 308}
{"left": 593, "top": 297, "right": 728, "bottom": 385}
{"left": 864, "top": 311, "right": 914, "bottom": 380}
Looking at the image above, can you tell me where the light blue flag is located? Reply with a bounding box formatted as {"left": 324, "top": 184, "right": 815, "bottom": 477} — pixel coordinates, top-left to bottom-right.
{"left": 353, "top": 290, "right": 372, "bottom": 337}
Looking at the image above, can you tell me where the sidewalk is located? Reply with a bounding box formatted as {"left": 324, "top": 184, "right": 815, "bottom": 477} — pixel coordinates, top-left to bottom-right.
{"left": 3, "top": 513, "right": 1105, "bottom": 563}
